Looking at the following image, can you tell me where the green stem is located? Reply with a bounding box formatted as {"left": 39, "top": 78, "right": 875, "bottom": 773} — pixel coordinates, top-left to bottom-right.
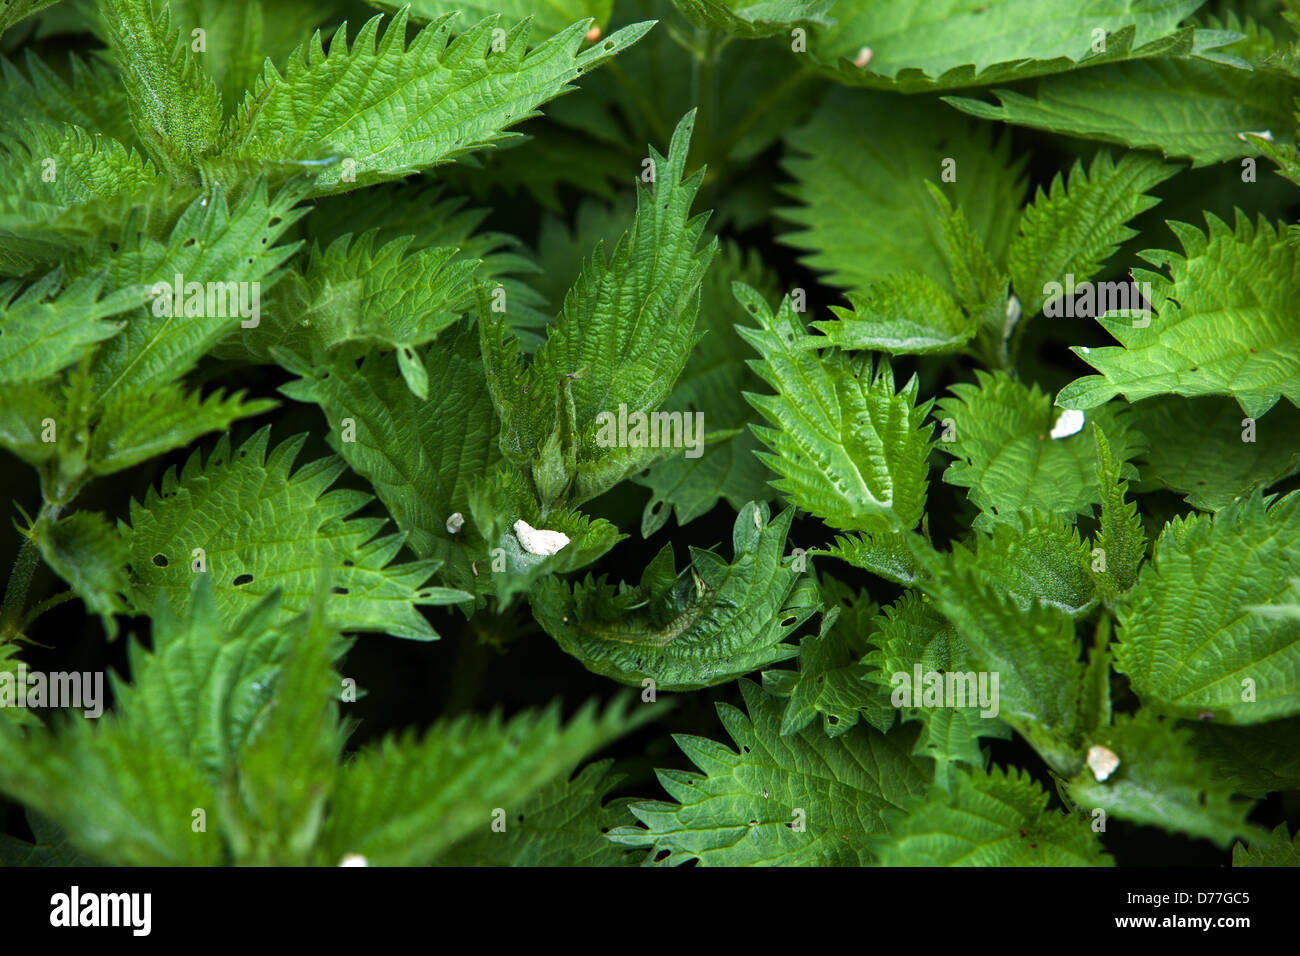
{"left": 0, "top": 538, "right": 40, "bottom": 641}
{"left": 1094, "top": 611, "right": 1112, "bottom": 649}
{"left": 712, "top": 64, "right": 815, "bottom": 163}
{"left": 0, "top": 502, "right": 62, "bottom": 641}
{"left": 691, "top": 28, "right": 726, "bottom": 206}
{"left": 605, "top": 61, "right": 670, "bottom": 147}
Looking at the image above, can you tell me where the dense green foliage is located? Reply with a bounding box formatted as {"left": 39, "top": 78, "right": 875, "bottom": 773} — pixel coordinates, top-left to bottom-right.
{"left": 0, "top": 0, "right": 1297, "bottom": 868}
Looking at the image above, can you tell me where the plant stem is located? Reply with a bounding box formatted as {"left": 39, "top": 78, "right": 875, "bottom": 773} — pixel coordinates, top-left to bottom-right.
{"left": 691, "top": 27, "right": 726, "bottom": 207}
{"left": 0, "top": 502, "right": 62, "bottom": 641}
{"left": 0, "top": 537, "right": 40, "bottom": 641}
{"left": 1094, "top": 611, "right": 1112, "bottom": 649}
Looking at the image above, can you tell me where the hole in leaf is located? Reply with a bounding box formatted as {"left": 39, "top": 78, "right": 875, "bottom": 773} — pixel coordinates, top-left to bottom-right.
{"left": 232, "top": 574, "right": 253, "bottom": 586}
{"left": 152, "top": 554, "right": 168, "bottom": 567}
{"left": 333, "top": 586, "right": 350, "bottom": 595}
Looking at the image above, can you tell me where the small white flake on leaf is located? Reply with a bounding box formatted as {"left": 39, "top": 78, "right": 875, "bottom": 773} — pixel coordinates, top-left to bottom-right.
{"left": 1087, "top": 744, "right": 1120, "bottom": 781}
{"left": 853, "top": 47, "right": 873, "bottom": 68}
{"left": 446, "top": 512, "right": 465, "bottom": 534}
{"left": 338, "top": 853, "right": 369, "bottom": 866}
{"left": 514, "top": 519, "right": 570, "bottom": 556}
{"left": 1049, "top": 408, "right": 1085, "bottom": 439}
{"left": 1237, "top": 129, "right": 1274, "bottom": 142}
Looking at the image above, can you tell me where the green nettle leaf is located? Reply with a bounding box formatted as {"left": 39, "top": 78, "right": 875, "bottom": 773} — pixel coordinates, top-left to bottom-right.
{"left": 123, "top": 427, "right": 469, "bottom": 641}
{"left": 909, "top": 537, "right": 1086, "bottom": 774}
{"left": 537, "top": 0, "right": 825, "bottom": 197}
{"left": 371, "top": 0, "right": 615, "bottom": 37}
{"left": 221, "top": 11, "right": 654, "bottom": 196}
{"left": 162, "top": 0, "right": 346, "bottom": 113}
{"left": 814, "top": 527, "right": 924, "bottom": 586}
{"left": 1057, "top": 212, "right": 1300, "bottom": 419}
{"left": 97, "top": 0, "right": 225, "bottom": 175}
{"left": 466, "top": 466, "right": 625, "bottom": 608}
{"left": 670, "top": 0, "right": 835, "bottom": 38}
{"left": 1114, "top": 490, "right": 1300, "bottom": 724}
{"left": 433, "top": 760, "right": 641, "bottom": 866}
{"left": 762, "top": 575, "right": 895, "bottom": 738}
{"left": 0, "top": 580, "right": 343, "bottom": 865}
{"left": 806, "top": 0, "right": 1208, "bottom": 92}
{"left": 0, "top": 269, "right": 142, "bottom": 385}
{"left": 1190, "top": 716, "right": 1300, "bottom": 799}
{"left": 3, "top": 0, "right": 1298, "bottom": 874}
{"left": 531, "top": 502, "right": 816, "bottom": 691}
{"left": 0, "top": 810, "right": 101, "bottom": 866}
{"left": 296, "top": 180, "right": 551, "bottom": 347}
{"left": 248, "top": 231, "right": 481, "bottom": 398}
{"left": 481, "top": 110, "right": 718, "bottom": 510}
{"left": 780, "top": 88, "right": 1027, "bottom": 296}
{"left": 0, "top": 644, "right": 39, "bottom": 728}
{"left": 90, "top": 180, "right": 309, "bottom": 405}
{"left": 812, "top": 270, "right": 978, "bottom": 356}
{"left": 31, "top": 509, "right": 131, "bottom": 635}
{"left": 320, "top": 696, "right": 646, "bottom": 865}
{"left": 216, "top": 584, "right": 348, "bottom": 866}
{"left": 941, "top": 511, "right": 1100, "bottom": 618}
{"left": 945, "top": 58, "right": 1299, "bottom": 166}
{"left": 279, "top": 325, "right": 502, "bottom": 597}
{"left": 1065, "top": 712, "right": 1255, "bottom": 848}
{"left": 1129, "top": 395, "right": 1300, "bottom": 510}
{"left": 633, "top": 242, "right": 779, "bottom": 536}
{"left": 1233, "top": 823, "right": 1300, "bottom": 867}
{"left": 0, "top": 0, "right": 65, "bottom": 39}
{"left": 738, "top": 284, "right": 935, "bottom": 533}
{"left": 0, "top": 50, "right": 135, "bottom": 147}
{"left": 872, "top": 766, "right": 1112, "bottom": 866}
{"left": 88, "top": 382, "right": 277, "bottom": 477}
{"left": 1090, "top": 427, "right": 1147, "bottom": 599}
{"left": 1006, "top": 151, "right": 1178, "bottom": 316}
{"left": 0, "top": 122, "right": 181, "bottom": 275}
{"left": 610, "top": 680, "right": 933, "bottom": 865}
{"left": 936, "top": 370, "right": 1145, "bottom": 528}
{"left": 634, "top": 431, "right": 772, "bottom": 537}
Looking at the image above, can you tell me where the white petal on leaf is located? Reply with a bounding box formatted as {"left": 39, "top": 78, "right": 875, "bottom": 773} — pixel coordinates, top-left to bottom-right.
{"left": 1087, "top": 744, "right": 1120, "bottom": 781}
{"left": 514, "top": 519, "right": 570, "bottom": 556}
{"left": 1050, "top": 408, "right": 1085, "bottom": 439}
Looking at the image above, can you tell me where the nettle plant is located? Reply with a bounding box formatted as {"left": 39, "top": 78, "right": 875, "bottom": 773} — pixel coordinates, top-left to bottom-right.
{"left": 0, "top": 0, "right": 1298, "bottom": 868}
